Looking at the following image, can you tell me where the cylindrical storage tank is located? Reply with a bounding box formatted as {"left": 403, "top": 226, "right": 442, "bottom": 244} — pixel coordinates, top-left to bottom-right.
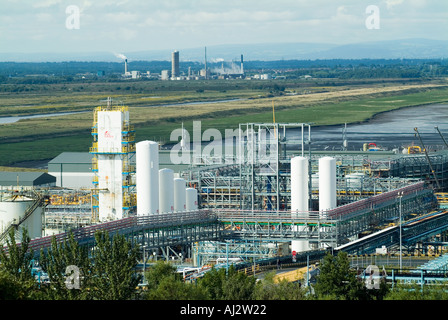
{"left": 290, "top": 156, "right": 309, "bottom": 253}
{"left": 0, "top": 198, "right": 42, "bottom": 243}
{"left": 186, "top": 188, "right": 198, "bottom": 211}
{"left": 136, "top": 141, "right": 159, "bottom": 215}
{"left": 174, "top": 178, "right": 186, "bottom": 212}
{"left": 319, "top": 157, "right": 337, "bottom": 213}
{"left": 363, "top": 143, "right": 368, "bottom": 151}
{"left": 22, "top": 206, "right": 43, "bottom": 240}
{"left": 159, "top": 168, "right": 174, "bottom": 213}
{"left": 290, "top": 156, "right": 309, "bottom": 215}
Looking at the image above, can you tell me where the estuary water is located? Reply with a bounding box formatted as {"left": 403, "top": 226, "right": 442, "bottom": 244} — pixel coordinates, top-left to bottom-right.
{"left": 0, "top": 111, "right": 87, "bottom": 124}
{"left": 299, "top": 103, "right": 448, "bottom": 151}
{"left": 5, "top": 102, "right": 448, "bottom": 169}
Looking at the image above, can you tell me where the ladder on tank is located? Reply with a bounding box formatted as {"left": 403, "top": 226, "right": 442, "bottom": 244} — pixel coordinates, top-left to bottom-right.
{"left": 0, "top": 191, "right": 47, "bottom": 244}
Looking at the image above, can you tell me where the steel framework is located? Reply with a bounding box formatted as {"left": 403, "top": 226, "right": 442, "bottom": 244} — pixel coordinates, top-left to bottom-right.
{"left": 238, "top": 122, "right": 312, "bottom": 212}
{"left": 388, "top": 152, "right": 448, "bottom": 192}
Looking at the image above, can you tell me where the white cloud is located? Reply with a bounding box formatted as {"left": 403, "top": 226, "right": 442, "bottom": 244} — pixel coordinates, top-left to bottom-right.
{"left": 384, "top": 0, "right": 404, "bottom": 10}
{"left": 32, "top": 0, "right": 61, "bottom": 8}
{"left": 0, "top": 0, "right": 445, "bottom": 54}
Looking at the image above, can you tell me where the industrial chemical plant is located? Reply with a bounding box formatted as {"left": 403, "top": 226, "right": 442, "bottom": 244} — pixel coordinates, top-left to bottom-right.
{"left": 1, "top": 96, "right": 448, "bottom": 287}
{"left": 118, "top": 48, "right": 246, "bottom": 80}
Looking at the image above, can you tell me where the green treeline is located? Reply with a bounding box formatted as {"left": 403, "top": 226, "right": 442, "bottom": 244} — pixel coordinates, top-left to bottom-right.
{"left": 1, "top": 59, "right": 447, "bottom": 83}
{"left": 2, "top": 228, "right": 448, "bottom": 300}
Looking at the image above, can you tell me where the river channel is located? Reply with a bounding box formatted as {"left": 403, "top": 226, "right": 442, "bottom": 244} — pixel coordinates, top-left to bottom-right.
{"left": 5, "top": 102, "right": 448, "bottom": 168}
{"left": 294, "top": 103, "right": 448, "bottom": 152}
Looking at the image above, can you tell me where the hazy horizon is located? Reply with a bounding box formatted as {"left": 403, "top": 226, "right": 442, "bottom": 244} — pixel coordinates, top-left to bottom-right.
{"left": 1, "top": 0, "right": 447, "bottom": 62}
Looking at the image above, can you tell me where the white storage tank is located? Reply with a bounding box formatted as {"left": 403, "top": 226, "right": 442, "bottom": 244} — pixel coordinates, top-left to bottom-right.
{"left": 136, "top": 141, "right": 159, "bottom": 215}
{"left": 319, "top": 156, "right": 337, "bottom": 213}
{"left": 174, "top": 178, "right": 186, "bottom": 212}
{"left": 290, "top": 156, "right": 309, "bottom": 253}
{"left": 0, "top": 197, "right": 42, "bottom": 242}
{"left": 345, "top": 172, "right": 365, "bottom": 189}
{"left": 159, "top": 168, "right": 174, "bottom": 213}
{"left": 290, "top": 156, "right": 308, "bottom": 215}
{"left": 186, "top": 188, "right": 198, "bottom": 211}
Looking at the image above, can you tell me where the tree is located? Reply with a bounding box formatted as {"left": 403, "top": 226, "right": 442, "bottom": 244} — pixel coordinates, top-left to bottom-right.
{"left": 90, "top": 231, "right": 142, "bottom": 300}
{"left": 197, "top": 266, "right": 227, "bottom": 300}
{"left": 0, "top": 269, "right": 29, "bottom": 299}
{"left": 39, "top": 231, "right": 91, "bottom": 300}
{"left": 144, "top": 260, "right": 208, "bottom": 300}
{"left": 313, "top": 251, "right": 368, "bottom": 300}
{"left": 0, "top": 228, "right": 34, "bottom": 282}
{"left": 221, "top": 267, "right": 256, "bottom": 300}
{"left": 0, "top": 228, "right": 38, "bottom": 299}
{"left": 198, "top": 265, "right": 256, "bottom": 300}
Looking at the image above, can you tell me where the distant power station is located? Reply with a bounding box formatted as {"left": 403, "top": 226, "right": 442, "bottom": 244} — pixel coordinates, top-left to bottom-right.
{"left": 164, "top": 48, "right": 245, "bottom": 80}
{"left": 172, "top": 50, "right": 180, "bottom": 78}
{"left": 114, "top": 49, "right": 289, "bottom": 81}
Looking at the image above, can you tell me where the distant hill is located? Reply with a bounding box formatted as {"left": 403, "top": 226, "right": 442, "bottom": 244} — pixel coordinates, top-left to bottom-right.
{"left": 0, "top": 38, "right": 446, "bottom": 62}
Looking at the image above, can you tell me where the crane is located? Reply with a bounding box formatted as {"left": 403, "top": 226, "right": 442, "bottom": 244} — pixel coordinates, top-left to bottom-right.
{"left": 414, "top": 127, "right": 441, "bottom": 190}
{"left": 435, "top": 126, "right": 448, "bottom": 149}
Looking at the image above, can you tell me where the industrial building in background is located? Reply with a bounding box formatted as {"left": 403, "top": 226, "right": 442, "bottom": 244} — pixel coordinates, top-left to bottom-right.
{"left": 159, "top": 48, "right": 244, "bottom": 80}
{"left": 172, "top": 50, "right": 180, "bottom": 79}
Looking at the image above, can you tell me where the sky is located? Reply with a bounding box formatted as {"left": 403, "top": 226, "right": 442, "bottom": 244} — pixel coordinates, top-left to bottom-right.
{"left": 1, "top": 0, "right": 447, "bottom": 57}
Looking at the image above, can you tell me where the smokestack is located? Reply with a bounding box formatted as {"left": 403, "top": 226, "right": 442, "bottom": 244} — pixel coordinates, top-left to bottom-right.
{"left": 172, "top": 50, "right": 179, "bottom": 78}
{"left": 204, "top": 46, "right": 207, "bottom": 80}
{"left": 125, "top": 58, "right": 128, "bottom": 75}
{"left": 241, "top": 54, "right": 244, "bottom": 75}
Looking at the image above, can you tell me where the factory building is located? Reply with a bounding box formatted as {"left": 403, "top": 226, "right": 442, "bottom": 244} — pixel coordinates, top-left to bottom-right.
{"left": 48, "top": 149, "right": 189, "bottom": 190}
{"left": 0, "top": 172, "right": 56, "bottom": 188}
{"left": 48, "top": 152, "right": 94, "bottom": 189}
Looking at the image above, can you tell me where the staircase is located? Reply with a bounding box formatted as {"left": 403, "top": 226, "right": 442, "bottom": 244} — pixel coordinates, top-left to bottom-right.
{"left": 0, "top": 192, "right": 46, "bottom": 244}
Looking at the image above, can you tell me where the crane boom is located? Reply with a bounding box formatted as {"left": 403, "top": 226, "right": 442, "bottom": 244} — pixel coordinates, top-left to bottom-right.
{"left": 435, "top": 126, "right": 448, "bottom": 148}
{"left": 414, "top": 127, "right": 441, "bottom": 190}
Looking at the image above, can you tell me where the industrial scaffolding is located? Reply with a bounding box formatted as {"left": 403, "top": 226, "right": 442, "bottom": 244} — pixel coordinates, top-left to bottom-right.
{"left": 388, "top": 151, "right": 448, "bottom": 192}
{"left": 183, "top": 150, "right": 425, "bottom": 211}
{"left": 89, "top": 98, "right": 136, "bottom": 222}
{"left": 44, "top": 189, "right": 92, "bottom": 232}
{"left": 238, "top": 122, "right": 312, "bottom": 212}
{"left": 193, "top": 240, "right": 291, "bottom": 266}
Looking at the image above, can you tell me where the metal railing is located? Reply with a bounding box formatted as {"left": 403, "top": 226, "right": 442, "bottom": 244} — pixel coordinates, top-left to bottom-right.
{"left": 24, "top": 210, "right": 217, "bottom": 253}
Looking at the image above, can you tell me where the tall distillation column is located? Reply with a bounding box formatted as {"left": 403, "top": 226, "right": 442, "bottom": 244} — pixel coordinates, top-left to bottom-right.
{"left": 90, "top": 97, "right": 136, "bottom": 222}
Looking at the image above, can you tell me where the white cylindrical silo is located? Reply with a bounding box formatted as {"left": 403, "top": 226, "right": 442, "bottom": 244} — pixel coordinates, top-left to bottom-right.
{"left": 290, "top": 156, "right": 309, "bottom": 253}
{"left": 186, "top": 188, "right": 198, "bottom": 211}
{"left": 290, "top": 156, "right": 309, "bottom": 215}
{"left": 319, "top": 156, "right": 336, "bottom": 213}
{"left": 136, "top": 141, "right": 159, "bottom": 215}
{"left": 174, "top": 178, "right": 186, "bottom": 212}
{"left": 0, "top": 197, "right": 42, "bottom": 243}
{"left": 159, "top": 168, "right": 174, "bottom": 213}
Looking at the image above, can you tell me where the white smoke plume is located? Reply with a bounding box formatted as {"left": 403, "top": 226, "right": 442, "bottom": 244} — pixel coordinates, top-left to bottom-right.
{"left": 114, "top": 53, "right": 127, "bottom": 60}
{"left": 212, "top": 60, "right": 242, "bottom": 75}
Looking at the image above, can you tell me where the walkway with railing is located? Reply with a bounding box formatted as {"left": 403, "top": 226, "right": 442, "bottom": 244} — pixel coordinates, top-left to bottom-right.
{"left": 25, "top": 210, "right": 220, "bottom": 254}
{"left": 4, "top": 182, "right": 443, "bottom": 259}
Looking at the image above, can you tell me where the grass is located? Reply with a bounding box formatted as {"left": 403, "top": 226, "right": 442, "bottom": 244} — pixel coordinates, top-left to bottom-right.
{"left": 0, "top": 79, "right": 447, "bottom": 166}
{"left": 0, "top": 166, "right": 45, "bottom": 172}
